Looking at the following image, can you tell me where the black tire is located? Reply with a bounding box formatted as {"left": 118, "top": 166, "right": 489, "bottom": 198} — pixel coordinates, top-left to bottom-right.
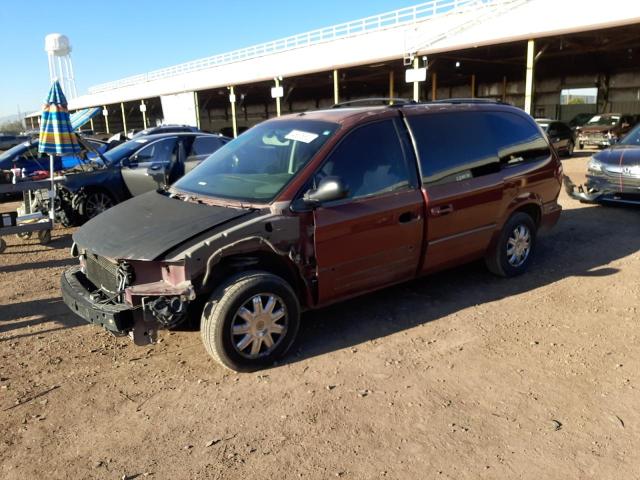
{"left": 200, "top": 271, "right": 300, "bottom": 372}
{"left": 38, "top": 229, "right": 52, "bottom": 245}
{"left": 565, "top": 140, "right": 574, "bottom": 157}
{"left": 485, "top": 212, "right": 537, "bottom": 278}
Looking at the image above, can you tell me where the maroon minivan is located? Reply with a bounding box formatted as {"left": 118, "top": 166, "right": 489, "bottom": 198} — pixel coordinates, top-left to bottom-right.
{"left": 62, "top": 100, "right": 562, "bottom": 371}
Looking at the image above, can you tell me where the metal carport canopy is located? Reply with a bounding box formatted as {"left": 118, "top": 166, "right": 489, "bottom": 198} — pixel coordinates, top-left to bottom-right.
{"left": 68, "top": 0, "right": 640, "bottom": 110}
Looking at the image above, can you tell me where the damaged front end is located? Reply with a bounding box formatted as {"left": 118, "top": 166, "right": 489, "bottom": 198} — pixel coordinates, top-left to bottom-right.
{"left": 563, "top": 175, "right": 640, "bottom": 206}
{"left": 62, "top": 246, "right": 195, "bottom": 346}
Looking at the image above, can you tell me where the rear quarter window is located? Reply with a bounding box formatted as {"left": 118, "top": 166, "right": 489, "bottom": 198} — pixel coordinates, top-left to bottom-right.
{"left": 485, "top": 112, "right": 550, "bottom": 167}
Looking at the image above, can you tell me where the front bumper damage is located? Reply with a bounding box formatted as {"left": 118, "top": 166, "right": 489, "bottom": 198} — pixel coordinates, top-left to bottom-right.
{"left": 62, "top": 265, "right": 194, "bottom": 345}
{"left": 563, "top": 175, "right": 640, "bottom": 206}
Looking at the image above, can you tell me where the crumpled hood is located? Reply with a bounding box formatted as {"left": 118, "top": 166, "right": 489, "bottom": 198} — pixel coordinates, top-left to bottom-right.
{"left": 593, "top": 146, "right": 640, "bottom": 166}
{"left": 73, "top": 190, "right": 254, "bottom": 261}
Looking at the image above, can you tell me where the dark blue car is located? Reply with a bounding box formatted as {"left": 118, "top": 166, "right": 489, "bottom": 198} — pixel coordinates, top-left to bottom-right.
{"left": 0, "top": 137, "right": 107, "bottom": 176}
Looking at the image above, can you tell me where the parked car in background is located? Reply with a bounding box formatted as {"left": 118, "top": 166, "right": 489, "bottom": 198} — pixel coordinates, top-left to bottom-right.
{"left": 535, "top": 119, "right": 576, "bottom": 156}
{"left": 61, "top": 99, "right": 562, "bottom": 371}
{"left": 578, "top": 113, "right": 637, "bottom": 149}
{"left": 131, "top": 124, "right": 201, "bottom": 139}
{"left": 55, "top": 132, "right": 230, "bottom": 225}
{"left": 0, "top": 134, "right": 30, "bottom": 151}
{"left": 0, "top": 136, "right": 108, "bottom": 175}
{"left": 568, "top": 112, "right": 595, "bottom": 132}
{"left": 565, "top": 123, "right": 640, "bottom": 206}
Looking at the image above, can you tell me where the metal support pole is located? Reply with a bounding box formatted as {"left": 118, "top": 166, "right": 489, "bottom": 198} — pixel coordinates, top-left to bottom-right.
{"left": 431, "top": 72, "right": 437, "bottom": 101}
{"left": 194, "top": 92, "right": 201, "bottom": 128}
{"left": 413, "top": 57, "right": 420, "bottom": 102}
{"left": 90, "top": 118, "right": 94, "bottom": 131}
{"left": 103, "top": 106, "right": 110, "bottom": 134}
{"left": 275, "top": 77, "right": 281, "bottom": 117}
{"left": 471, "top": 74, "right": 476, "bottom": 98}
{"left": 229, "top": 86, "right": 238, "bottom": 138}
{"left": 388, "top": 70, "right": 395, "bottom": 104}
{"left": 333, "top": 69, "right": 339, "bottom": 105}
{"left": 120, "top": 102, "right": 127, "bottom": 135}
{"left": 141, "top": 100, "right": 147, "bottom": 129}
{"left": 524, "top": 39, "right": 535, "bottom": 114}
{"left": 502, "top": 76, "right": 507, "bottom": 102}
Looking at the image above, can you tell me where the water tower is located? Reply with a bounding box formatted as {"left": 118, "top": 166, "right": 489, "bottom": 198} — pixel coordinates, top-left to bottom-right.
{"left": 44, "top": 33, "right": 77, "bottom": 98}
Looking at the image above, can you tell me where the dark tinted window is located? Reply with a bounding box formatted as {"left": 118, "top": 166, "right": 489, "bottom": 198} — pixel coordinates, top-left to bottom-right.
{"left": 190, "top": 136, "right": 223, "bottom": 156}
{"left": 132, "top": 137, "right": 178, "bottom": 165}
{"left": 486, "top": 112, "right": 550, "bottom": 167}
{"left": 408, "top": 112, "right": 498, "bottom": 184}
{"left": 317, "top": 120, "right": 412, "bottom": 199}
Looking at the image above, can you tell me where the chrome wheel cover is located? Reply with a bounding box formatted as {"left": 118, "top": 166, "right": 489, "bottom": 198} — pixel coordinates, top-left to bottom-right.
{"left": 230, "top": 293, "right": 288, "bottom": 359}
{"left": 506, "top": 224, "right": 531, "bottom": 267}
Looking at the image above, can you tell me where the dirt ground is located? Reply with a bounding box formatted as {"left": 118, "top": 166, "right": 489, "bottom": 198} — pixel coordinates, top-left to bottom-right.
{"left": 1, "top": 152, "right": 639, "bottom": 479}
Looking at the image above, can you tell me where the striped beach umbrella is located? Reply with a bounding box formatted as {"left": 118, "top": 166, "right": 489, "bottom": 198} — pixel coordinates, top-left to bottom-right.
{"left": 38, "top": 81, "right": 81, "bottom": 156}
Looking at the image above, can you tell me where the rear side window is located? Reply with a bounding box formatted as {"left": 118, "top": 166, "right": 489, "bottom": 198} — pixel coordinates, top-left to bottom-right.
{"left": 408, "top": 112, "right": 499, "bottom": 184}
{"left": 485, "top": 112, "right": 550, "bottom": 167}
{"left": 317, "top": 119, "right": 412, "bottom": 199}
{"left": 190, "top": 136, "right": 223, "bottom": 157}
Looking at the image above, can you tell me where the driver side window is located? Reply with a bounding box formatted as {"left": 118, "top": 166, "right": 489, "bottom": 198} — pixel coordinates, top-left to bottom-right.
{"left": 132, "top": 137, "right": 177, "bottom": 165}
{"left": 316, "top": 120, "right": 411, "bottom": 199}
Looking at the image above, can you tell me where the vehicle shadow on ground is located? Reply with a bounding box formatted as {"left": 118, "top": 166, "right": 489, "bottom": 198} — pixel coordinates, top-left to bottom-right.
{"left": 0, "top": 257, "right": 76, "bottom": 274}
{"left": 0, "top": 297, "right": 85, "bottom": 338}
{"left": 288, "top": 203, "right": 640, "bottom": 364}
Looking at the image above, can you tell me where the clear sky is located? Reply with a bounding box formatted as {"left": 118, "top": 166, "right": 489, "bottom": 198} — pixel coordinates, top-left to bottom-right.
{"left": 0, "top": 0, "right": 419, "bottom": 117}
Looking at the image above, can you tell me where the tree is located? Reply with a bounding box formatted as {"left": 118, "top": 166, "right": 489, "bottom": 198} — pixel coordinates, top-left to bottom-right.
{"left": 0, "top": 120, "right": 25, "bottom": 134}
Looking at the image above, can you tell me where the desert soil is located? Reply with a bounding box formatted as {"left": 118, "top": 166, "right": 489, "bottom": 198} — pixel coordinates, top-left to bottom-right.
{"left": 1, "top": 152, "right": 639, "bottom": 479}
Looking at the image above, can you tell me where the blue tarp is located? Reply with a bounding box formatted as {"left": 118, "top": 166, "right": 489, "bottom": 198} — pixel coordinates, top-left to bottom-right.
{"left": 70, "top": 107, "right": 101, "bottom": 131}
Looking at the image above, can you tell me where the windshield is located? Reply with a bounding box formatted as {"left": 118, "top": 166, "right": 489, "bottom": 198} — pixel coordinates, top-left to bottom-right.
{"left": 587, "top": 115, "right": 620, "bottom": 126}
{"left": 102, "top": 138, "right": 150, "bottom": 164}
{"left": 173, "top": 119, "right": 339, "bottom": 202}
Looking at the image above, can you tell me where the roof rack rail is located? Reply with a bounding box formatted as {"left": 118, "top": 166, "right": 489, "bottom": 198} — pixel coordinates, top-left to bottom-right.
{"left": 426, "top": 98, "right": 507, "bottom": 105}
{"left": 331, "top": 98, "right": 416, "bottom": 108}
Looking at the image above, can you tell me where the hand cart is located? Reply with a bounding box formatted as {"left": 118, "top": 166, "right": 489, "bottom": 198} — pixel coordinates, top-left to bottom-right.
{"left": 0, "top": 176, "right": 63, "bottom": 253}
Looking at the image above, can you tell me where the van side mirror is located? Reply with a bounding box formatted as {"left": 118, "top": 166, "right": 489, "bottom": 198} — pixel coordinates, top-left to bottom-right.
{"left": 304, "top": 177, "right": 348, "bottom": 205}
{"left": 290, "top": 177, "right": 349, "bottom": 212}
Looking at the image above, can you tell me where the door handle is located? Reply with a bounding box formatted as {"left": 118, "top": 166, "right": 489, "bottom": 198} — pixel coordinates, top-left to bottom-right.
{"left": 430, "top": 204, "right": 454, "bottom": 217}
{"left": 398, "top": 211, "right": 416, "bottom": 224}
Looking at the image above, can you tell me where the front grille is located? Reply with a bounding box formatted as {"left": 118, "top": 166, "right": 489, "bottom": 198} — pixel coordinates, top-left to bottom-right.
{"left": 85, "top": 253, "right": 120, "bottom": 293}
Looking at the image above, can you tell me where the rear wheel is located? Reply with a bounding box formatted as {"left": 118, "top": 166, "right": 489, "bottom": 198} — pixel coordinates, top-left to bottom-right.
{"left": 200, "top": 271, "right": 300, "bottom": 372}
{"left": 485, "top": 212, "right": 537, "bottom": 277}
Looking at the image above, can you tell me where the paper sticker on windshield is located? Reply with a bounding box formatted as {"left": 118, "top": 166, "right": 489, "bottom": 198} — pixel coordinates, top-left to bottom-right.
{"left": 285, "top": 130, "right": 319, "bottom": 144}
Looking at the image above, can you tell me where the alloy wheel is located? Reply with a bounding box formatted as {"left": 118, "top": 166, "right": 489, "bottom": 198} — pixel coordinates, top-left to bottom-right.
{"left": 85, "top": 192, "right": 113, "bottom": 218}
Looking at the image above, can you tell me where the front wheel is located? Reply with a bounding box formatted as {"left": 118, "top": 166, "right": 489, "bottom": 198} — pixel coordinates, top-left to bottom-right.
{"left": 80, "top": 191, "right": 114, "bottom": 220}
{"left": 485, "top": 212, "right": 537, "bottom": 277}
{"left": 200, "top": 271, "right": 300, "bottom": 372}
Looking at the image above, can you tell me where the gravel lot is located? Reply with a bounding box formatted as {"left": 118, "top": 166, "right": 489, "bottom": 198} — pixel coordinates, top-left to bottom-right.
{"left": 1, "top": 152, "right": 639, "bottom": 479}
